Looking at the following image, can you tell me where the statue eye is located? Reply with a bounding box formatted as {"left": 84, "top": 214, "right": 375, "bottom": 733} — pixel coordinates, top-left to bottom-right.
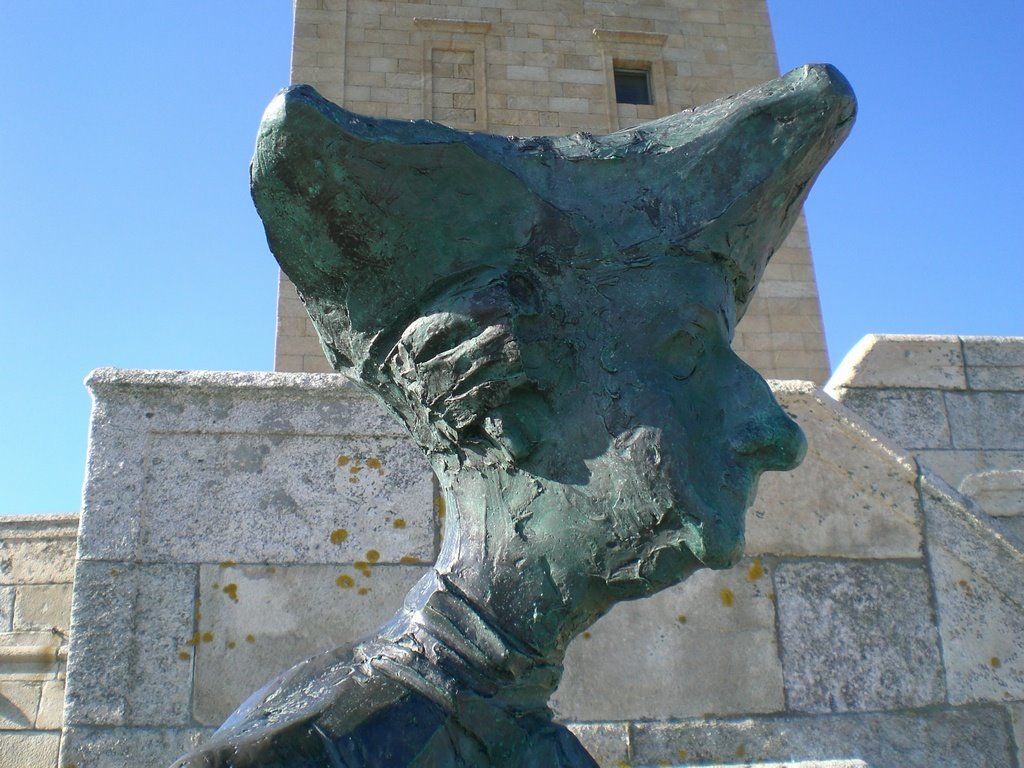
{"left": 656, "top": 328, "right": 706, "bottom": 381}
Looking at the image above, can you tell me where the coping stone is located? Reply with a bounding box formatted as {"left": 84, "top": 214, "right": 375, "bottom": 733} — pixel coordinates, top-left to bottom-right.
{"left": 0, "top": 731, "right": 60, "bottom": 768}
{"left": 138, "top": 432, "right": 434, "bottom": 564}
{"left": 773, "top": 559, "right": 945, "bottom": 713}
{"left": 827, "top": 387, "right": 951, "bottom": 450}
{"left": 945, "top": 391, "right": 1024, "bottom": 450}
{"left": 960, "top": 469, "right": 1024, "bottom": 517}
{"left": 193, "top": 562, "right": 428, "bottom": 725}
{"left": 80, "top": 369, "right": 436, "bottom": 564}
{"left": 553, "top": 559, "right": 784, "bottom": 720}
{"left": 0, "top": 516, "right": 79, "bottom": 586}
{"left": 63, "top": 561, "right": 196, "bottom": 728}
{"left": 826, "top": 334, "right": 966, "bottom": 391}
{"left": 629, "top": 707, "right": 1016, "bottom": 767}
{"left": 750, "top": 385, "right": 921, "bottom": 558}
{"left": 565, "top": 722, "right": 629, "bottom": 767}
{"left": 962, "top": 337, "right": 1024, "bottom": 390}
{"left": 60, "top": 725, "right": 216, "bottom": 768}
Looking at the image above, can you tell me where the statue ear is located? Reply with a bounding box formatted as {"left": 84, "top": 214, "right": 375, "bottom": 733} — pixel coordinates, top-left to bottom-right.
{"left": 481, "top": 393, "right": 550, "bottom": 464}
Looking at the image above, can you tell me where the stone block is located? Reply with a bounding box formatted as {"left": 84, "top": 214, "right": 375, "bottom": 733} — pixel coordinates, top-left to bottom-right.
{"left": 35, "top": 678, "right": 64, "bottom": 730}
{"left": 12, "top": 583, "right": 73, "bottom": 632}
{"left": 0, "top": 731, "right": 60, "bottom": 768}
{"left": 193, "top": 563, "right": 427, "bottom": 725}
{"left": 1011, "top": 702, "right": 1024, "bottom": 768}
{"left": 915, "top": 449, "right": 985, "bottom": 489}
{"left": 960, "top": 469, "right": 1024, "bottom": 517}
{"left": 774, "top": 560, "right": 945, "bottom": 713}
{"left": 749, "top": 385, "right": 921, "bottom": 558}
{"left": 629, "top": 707, "right": 1016, "bottom": 767}
{"left": 139, "top": 432, "right": 435, "bottom": 564}
{"left": 553, "top": 560, "right": 783, "bottom": 720}
{"left": 0, "top": 516, "right": 78, "bottom": 585}
{"left": 60, "top": 725, "right": 215, "bottom": 768}
{"left": 826, "top": 334, "right": 966, "bottom": 391}
{"left": 0, "top": 680, "right": 41, "bottom": 728}
{"left": 963, "top": 337, "right": 1024, "bottom": 390}
{"left": 564, "top": 722, "right": 629, "bottom": 768}
{"left": 829, "top": 387, "right": 951, "bottom": 450}
{"left": 0, "top": 585, "right": 13, "bottom": 631}
{"left": 945, "top": 391, "right": 1024, "bottom": 450}
{"left": 63, "top": 562, "right": 196, "bottom": 727}
{"left": 929, "top": 542, "right": 1024, "bottom": 704}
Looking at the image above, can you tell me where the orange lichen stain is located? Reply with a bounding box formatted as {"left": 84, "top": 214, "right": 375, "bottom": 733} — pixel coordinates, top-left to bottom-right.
{"left": 330, "top": 528, "right": 349, "bottom": 545}
{"left": 958, "top": 579, "right": 974, "bottom": 595}
{"left": 582, "top": 632, "right": 592, "bottom": 640}
{"left": 219, "top": 560, "right": 237, "bottom": 568}
{"left": 178, "top": 651, "right": 191, "bottom": 661}
{"left": 358, "top": 587, "right": 370, "bottom": 596}
{"left": 349, "top": 477, "right": 359, "bottom": 484}
{"left": 245, "top": 634, "right": 255, "bottom": 644}
{"left": 349, "top": 464, "right": 363, "bottom": 475}
{"left": 355, "top": 560, "right": 372, "bottom": 577}
{"left": 202, "top": 632, "right": 214, "bottom": 643}
{"left": 366, "top": 457, "right": 383, "bottom": 472}
{"left": 676, "top": 750, "right": 688, "bottom": 761}
{"left": 185, "top": 632, "right": 202, "bottom": 647}
{"left": 336, "top": 574, "right": 355, "bottom": 589}
{"left": 223, "top": 583, "right": 239, "bottom": 603}
{"left": 400, "top": 555, "right": 423, "bottom": 565}
{"left": 110, "top": 567, "right": 120, "bottom": 577}
{"left": 227, "top": 640, "right": 236, "bottom": 650}
{"left": 990, "top": 656, "right": 1002, "bottom": 668}
{"left": 677, "top": 614, "right": 687, "bottom": 624}
{"left": 366, "top": 549, "right": 381, "bottom": 563}
{"left": 720, "top": 588, "right": 735, "bottom": 607}
{"left": 212, "top": 582, "right": 220, "bottom": 590}
{"left": 435, "top": 496, "right": 446, "bottom": 519}
{"left": 747, "top": 559, "right": 764, "bottom": 581}
{"left": 194, "top": 612, "right": 202, "bottom": 622}
{"left": 393, "top": 518, "right": 407, "bottom": 529}
{"left": 337, "top": 455, "right": 350, "bottom": 466}
{"left": 735, "top": 744, "right": 746, "bottom": 758}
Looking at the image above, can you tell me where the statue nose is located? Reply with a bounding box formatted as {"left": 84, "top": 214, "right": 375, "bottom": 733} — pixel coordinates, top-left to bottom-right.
{"left": 729, "top": 384, "right": 807, "bottom": 474}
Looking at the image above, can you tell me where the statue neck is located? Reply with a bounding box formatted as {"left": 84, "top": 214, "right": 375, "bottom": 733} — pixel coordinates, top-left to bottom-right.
{"left": 364, "top": 570, "right": 563, "bottom": 716}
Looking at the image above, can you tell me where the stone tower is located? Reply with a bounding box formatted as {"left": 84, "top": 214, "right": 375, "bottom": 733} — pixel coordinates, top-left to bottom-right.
{"left": 274, "top": 0, "right": 830, "bottom": 382}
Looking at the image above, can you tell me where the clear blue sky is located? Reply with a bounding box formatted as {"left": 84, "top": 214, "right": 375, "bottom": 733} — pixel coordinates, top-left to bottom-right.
{"left": 2, "top": 2, "right": 1021, "bottom": 514}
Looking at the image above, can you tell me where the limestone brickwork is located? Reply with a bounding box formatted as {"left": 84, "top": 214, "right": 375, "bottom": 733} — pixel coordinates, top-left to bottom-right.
{"left": 0, "top": 515, "right": 77, "bottom": 768}
{"left": 274, "top": 0, "right": 831, "bottom": 382}
{"left": 48, "top": 367, "right": 1024, "bottom": 767}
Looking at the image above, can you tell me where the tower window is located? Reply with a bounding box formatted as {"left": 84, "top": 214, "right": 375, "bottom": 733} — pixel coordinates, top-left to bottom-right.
{"left": 614, "top": 66, "right": 652, "bottom": 105}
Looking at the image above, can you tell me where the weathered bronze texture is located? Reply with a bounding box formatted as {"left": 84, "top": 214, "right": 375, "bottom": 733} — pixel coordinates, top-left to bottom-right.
{"left": 172, "top": 63, "right": 854, "bottom": 767}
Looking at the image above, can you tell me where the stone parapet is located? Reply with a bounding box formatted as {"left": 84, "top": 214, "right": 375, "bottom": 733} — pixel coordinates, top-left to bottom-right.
{"left": 0, "top": 514, "right": 78, "bottom": 767}
{"left": 49, "top": 368, "right": 1024, "bottom": 767}
{"left": 827, "top": 335, "right": 1024, "bottom": 539}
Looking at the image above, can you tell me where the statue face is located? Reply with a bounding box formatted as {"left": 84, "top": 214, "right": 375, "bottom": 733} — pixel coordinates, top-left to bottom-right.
{"left": 540, "top": 260, "right": 806, "bottom": 597}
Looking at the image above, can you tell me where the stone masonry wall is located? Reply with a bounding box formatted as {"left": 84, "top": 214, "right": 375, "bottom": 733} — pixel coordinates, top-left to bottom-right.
{"left": 827, "top": 335, "right": 1024, "bottom": 544}
{"left": 274, "top": 0, "right": 831, "bottom": 383}
{"left": 0, "top": 515, "right": 77, "bottom": 768}
{"left": 55, "top": 368, "right": 1024, "bottom": 767}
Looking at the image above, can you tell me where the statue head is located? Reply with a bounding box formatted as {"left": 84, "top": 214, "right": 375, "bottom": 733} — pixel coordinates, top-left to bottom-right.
{"left": 252, "top": 65, "right": 854, "bottom": 628}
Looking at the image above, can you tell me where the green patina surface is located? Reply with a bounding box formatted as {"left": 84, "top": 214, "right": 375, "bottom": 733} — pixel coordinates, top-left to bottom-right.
{"left": 172, "top": 64, "right": 854, "bottom": 767}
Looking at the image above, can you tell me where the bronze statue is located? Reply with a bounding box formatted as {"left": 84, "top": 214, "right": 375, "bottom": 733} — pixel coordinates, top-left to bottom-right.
{"left": 172, "top": 63, "right": 854, "bottom": 767}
